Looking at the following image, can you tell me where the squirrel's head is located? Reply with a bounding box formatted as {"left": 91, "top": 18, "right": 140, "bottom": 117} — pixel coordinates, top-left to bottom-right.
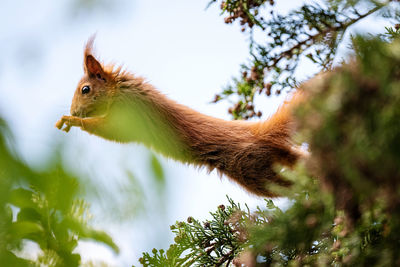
{"left": 71, "top": 37, "right": 115, "bottom": 118}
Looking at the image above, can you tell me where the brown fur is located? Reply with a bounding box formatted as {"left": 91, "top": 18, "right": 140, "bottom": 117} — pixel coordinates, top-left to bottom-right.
{"left": 56, "top": 39, "right": 305, "bottom": 196}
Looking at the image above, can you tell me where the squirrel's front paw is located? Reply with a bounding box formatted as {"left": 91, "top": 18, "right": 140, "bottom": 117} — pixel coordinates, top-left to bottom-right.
{"left": 55, "top": 116, "right": 82, "bottom": 132}
{"left": 55, "top": 118, "right": 66, "bottom": 130}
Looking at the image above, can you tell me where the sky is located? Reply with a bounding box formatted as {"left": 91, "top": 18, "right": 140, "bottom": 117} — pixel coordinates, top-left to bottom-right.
{"left": 0, "top": 0, "right": 392, "bottom": 266}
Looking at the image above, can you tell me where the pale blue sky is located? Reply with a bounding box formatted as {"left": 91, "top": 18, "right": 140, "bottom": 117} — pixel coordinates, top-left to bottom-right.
{"left": 0, "top": 0, "right": 391, "bottom": 265}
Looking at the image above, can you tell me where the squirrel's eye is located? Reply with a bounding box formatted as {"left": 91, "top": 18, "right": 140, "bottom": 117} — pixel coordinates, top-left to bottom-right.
{"left": 82, "top": 86, "right": 90, "bottom": 94}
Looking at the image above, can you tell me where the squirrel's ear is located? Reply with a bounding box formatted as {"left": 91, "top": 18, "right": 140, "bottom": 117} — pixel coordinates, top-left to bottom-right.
{"left": 84, "top": 55, "right": 107, "bottom": 82}
{"left": 83, "top": 36, "right": 108, "bottom": 82}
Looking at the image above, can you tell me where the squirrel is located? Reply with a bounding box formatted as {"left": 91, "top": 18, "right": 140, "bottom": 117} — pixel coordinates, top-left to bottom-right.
{"left": 55, "top": 38, "right": 306, "bottom": 197}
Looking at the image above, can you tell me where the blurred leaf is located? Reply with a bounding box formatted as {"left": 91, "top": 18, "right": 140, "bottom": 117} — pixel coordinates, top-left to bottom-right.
{"left": 0, "top": 250, "right": 33, "bottom": 267}
{"left": 66, "top": 217, "right": 119, "bottom": 253}
{"left": 150, "top": 154, "right": 165, "bottom": 185}
{"left": 81, "top": 229, "right": 119, "bottom": 254}
{"left": 9, "top": 221, "right": 44, "bottom": 240}
{"left": 9, "top": 188, "right": 36, "bottom": 209}
{"left": 17, "top": 208, "right": 41, "bottom": 223}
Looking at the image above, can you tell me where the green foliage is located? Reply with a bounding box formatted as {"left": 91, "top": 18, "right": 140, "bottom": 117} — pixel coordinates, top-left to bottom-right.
{"left": 298, "top": 35, "right": 400, "bottom": 219}
{"left": 381, "top": 24, "right": 400, "bottom": 41}
{"left": 245, "top": 166, "right": 334, "bottom": 265}
{"left": 210, "top": 0, "right": 399, "bottom": 119}
{"left": 0, "top": 119, "right": 118, "bottom": 266}
{"left": 139, "top": 197, "right": 248, "bottom": 266}
{"left": 294, "top": 35, "right": 400, "bottom": 265}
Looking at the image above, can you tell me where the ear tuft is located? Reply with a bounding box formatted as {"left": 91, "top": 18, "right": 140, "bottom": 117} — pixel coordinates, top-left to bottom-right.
{"left": 84, "top": 34, "right": 96, "bottom": 60}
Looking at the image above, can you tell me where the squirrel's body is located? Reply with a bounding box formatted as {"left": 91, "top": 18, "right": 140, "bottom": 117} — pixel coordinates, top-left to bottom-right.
{"left": 56, "top": 39, "right": 305, "bottom": 196}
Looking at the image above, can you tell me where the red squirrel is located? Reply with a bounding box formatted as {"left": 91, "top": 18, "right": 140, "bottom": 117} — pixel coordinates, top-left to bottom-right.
{"left": 55, "top": 38, "right": 306, "bottom": 197}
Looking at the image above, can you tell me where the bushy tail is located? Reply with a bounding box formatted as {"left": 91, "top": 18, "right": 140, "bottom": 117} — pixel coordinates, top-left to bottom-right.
{"left": 252, "top": 89, "right": 305, "bottom": 138}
